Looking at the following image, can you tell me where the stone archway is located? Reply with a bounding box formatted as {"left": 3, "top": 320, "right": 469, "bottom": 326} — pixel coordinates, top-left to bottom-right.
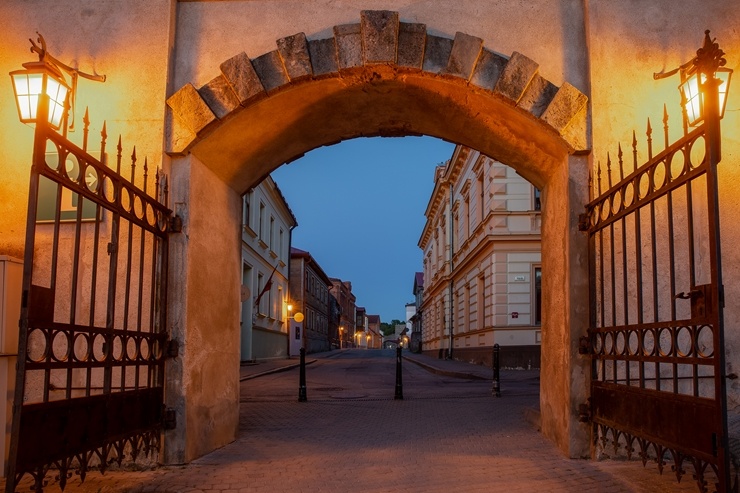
{"left": 163, "top": 10, "right": 591, "bottom": 465}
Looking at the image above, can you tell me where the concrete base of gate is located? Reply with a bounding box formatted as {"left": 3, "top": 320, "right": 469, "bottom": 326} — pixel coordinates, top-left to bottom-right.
{"left": 160, "top": 152, "right": 591, "bottom": 463}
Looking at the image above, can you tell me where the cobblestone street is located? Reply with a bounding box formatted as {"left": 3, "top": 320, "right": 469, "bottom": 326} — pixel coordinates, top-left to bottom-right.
{"left": 10, "top": 350, "right": 700, "bottom": 492}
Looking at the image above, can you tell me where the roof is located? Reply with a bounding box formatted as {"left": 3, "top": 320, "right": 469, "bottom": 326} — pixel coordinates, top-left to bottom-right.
{"left": 367, "top": 314, "right": 381, "bottom": 324}
{"left": 413, "top": 272, "right": 424, "bottom": 292}
{"left": 290, "top": 247, "right": 332, "bottom": 285}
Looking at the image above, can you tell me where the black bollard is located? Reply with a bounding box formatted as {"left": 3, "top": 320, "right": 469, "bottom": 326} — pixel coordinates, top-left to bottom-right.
{"left": 492, "top": 343, "right": 501, "bottom": 397}
{"left": 298, "top": 347, "right": 307, "bottom": 402}
{"left": 394, "top": 346, "right": 403, "bottom": 400}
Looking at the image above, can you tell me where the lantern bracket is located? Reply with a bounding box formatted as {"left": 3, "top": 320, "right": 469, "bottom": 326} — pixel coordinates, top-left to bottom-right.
{"left": 28, "top": 32, "right": 106, "bottom": 84}
{"left": 23, "top": 32, "right": 106, "bottom": 131}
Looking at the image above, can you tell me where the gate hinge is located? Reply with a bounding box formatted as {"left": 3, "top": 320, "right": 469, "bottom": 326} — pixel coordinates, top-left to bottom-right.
{"left": 166, "top": 339, "right": 179, "bottom": 358}
{"left": 168, "top": 215, "right": 183, "bottom": 233}
{"left": 578, "top": 401, "right": 591, "bottom": 423}
{"left": 578, "top": 335, "right": 592, "bottom": 355}
{"left": 163, "top": 407, "right": 177, "bottom": 430}
{"left": 577, "top": 213, "right": 590, "bottom": 232}
{"left": 107, "top": 242, "right": 117, "bottom": 254}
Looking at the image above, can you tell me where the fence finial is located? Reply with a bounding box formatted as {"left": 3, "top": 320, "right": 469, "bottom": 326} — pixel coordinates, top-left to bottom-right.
{"left": 632, "top": 130, "right": 638, "bottom": 172}
{"left": 663, "top": 104, "right": 670, "bottom": 150}
{"left": 116, "top": 136, "right": 123, "bottom": 174}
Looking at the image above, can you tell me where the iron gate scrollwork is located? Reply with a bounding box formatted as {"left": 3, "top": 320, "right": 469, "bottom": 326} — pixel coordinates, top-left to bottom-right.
{"left": 583, "top": 83, "right": 731, "bottom": 492}
{"left": 7, "top": 104, "right": 172, "bottom": 493}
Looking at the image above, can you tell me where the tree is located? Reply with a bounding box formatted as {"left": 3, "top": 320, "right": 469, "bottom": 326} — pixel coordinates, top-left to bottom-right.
{"left": 380, "top": 319, "right": 405, "bottom": 336}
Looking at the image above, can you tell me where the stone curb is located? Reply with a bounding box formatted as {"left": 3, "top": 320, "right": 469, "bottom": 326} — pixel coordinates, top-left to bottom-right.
{"left": 239, "top": 359, "right": 317, "bottom": 381}
{"left": 402, "top": 355, "right": 489, "bottom": 381}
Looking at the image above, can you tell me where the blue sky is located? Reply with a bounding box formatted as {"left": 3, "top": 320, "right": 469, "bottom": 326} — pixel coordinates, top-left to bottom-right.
{"left": 271, "top": 136, "right": 455, "bottom": 323}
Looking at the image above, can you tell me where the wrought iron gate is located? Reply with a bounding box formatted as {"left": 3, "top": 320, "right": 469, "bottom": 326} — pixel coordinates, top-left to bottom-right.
{"left": 6, "top": 107, "right": 172, "bottom": 492}
{"left": 583, "top": 99, "right": 730, "bottom": 489}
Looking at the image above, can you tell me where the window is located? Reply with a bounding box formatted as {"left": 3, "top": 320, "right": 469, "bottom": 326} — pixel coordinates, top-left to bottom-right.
{"left": 534, "top": 266, "right": 542, "bottom": 325}
{"left": 242, "top": 193, "right": 251, "bottom": 228}
{"left": 534, "top": 188, "right": 541, "bottom": 211}
{"left": 269, "top": 216, "right": 275, "bottom": 249}
{"left": 464, "top": 195, "right": 470, "bottom": 239}
{"left": 477, "top": 274, "right": 485, "bottom": 330}
{"left": 279, "top": 228, "right": 284, "bottom": 260}
{"left": 267, "top": 281, "right": 273, "bottom": 318}
{"left": 257, "top": 273, "right": 264, "bottom": 315}
{"left": 259, "top": 202, "right": 265, "bottom": 241}
{"left": 464, "top": 283, "right": 471, "bottom": 332}
{"left": 478, "top": 174, "right": 485, "bottom": 223}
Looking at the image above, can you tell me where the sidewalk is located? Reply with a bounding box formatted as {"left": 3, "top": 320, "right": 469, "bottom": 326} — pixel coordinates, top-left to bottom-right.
{"left": 239, "top": 348, "right": 346, "bottom": 380}
{"left": 402, "top": 350, "right": 539, "bottom": 383}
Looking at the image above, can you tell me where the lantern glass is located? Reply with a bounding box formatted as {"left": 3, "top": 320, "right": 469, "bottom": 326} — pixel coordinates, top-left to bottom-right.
{"left": 680, "top": 72, "right": 702, "bottom": 126}
{"left": 10, "top": 63, "right": 69, "bottom": 130}
{"left": 680, "top": 67, "right": 733, "bottom": 127}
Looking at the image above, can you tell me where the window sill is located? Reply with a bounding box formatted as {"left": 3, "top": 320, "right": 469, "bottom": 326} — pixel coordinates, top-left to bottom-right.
{"left": 258, "top": 239, "right": 268, "bottom": 250}
{"left": 243, "top": 225, "right": 257, "bottom": 238}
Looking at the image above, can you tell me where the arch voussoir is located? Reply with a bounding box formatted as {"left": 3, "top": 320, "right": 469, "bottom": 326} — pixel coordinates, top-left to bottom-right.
{"left": 165, "top": 9, "right": 588, "bottom": 155}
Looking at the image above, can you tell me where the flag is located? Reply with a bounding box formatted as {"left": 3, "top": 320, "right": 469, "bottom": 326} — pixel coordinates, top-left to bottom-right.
{"left": 254, "top": 264, "right": 278, "bottom": 308}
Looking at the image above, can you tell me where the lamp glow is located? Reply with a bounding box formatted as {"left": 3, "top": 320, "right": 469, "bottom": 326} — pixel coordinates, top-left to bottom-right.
{"left": 680, "top": 66, "right": 733, "bottom": 126}
{"left": 10, "top": 59, "right": 70, "bottom": 129}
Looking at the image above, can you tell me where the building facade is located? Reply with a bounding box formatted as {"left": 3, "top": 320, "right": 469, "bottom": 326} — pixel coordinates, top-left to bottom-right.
{"left": 409, "top": 272, "right": 424, "bottom": 353}
{"left": 289, "top": 247, "right": 332, "bottom": 355}
{"left": 366, "top": 315, "right": 382, "bottom": 349}
{"left": 355, "top": 307, "right": 367, "bottom": 348}
{"left": 240, "top": 177, "right": 297, "bottom": 361}
{"left": 328, "top": 293, "right": 341, "bottom": 349}
{"left": 419, "top": 145, "right": 542, "bottom": 368}
{"left": 329, "top": 278, "right": 356, "bottom": 348}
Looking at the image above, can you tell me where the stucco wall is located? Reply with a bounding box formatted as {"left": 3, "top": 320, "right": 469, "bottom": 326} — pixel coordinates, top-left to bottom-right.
{"left": 0, "top": 0, "right": 176, "bottom": 257}
{"left": 172, "top": 0, "right": 589, "bottom": 94}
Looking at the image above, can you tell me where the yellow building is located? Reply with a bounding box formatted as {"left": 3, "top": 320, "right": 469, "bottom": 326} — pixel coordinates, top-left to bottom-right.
{"left": 419, "top": 145, "right": 541, "bottom": 368}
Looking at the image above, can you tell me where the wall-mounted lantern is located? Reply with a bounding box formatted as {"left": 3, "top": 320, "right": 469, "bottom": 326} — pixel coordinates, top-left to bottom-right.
{"left": 9, "top": 33, "right": 105, "bottom": 131}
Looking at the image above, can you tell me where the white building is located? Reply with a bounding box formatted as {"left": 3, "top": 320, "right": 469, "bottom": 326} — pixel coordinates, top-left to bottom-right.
{"left": 419, "top": 145, "right": 541, "bottom": 368}
{"left": 405, "top": 302, "right": 416, "bottom": 332}
{"left": 240, "top": 177, "right": 297, "bottom": 361}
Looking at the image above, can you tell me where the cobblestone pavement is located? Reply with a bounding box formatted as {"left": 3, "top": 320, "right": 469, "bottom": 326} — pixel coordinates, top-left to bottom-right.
{"left": 8, "top": 350, "right": 703, "bottom": 493}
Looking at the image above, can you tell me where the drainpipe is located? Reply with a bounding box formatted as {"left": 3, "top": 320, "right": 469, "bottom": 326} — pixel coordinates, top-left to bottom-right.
{"left": 287, "top": 223, "right": 295, "bottom": 357}
{"left": 448, "top": 182, "right": 454, "bottom": 359}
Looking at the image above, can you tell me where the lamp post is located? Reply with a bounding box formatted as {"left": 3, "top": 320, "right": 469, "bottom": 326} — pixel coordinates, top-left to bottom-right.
{"left": 10, "top": 33, "right": 105, "bottom": 133}
{"left": 339, "top": 326, "right": 344, "bottom": 349}
{"left": 285, "top": 302, "right": 307, "bottom": 401}
{"left": 691, "top": 33, "right": 731, "bottom": 490}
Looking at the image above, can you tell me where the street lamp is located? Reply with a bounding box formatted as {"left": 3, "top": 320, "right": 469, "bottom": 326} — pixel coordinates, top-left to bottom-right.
{"left": 10, "top": 56, "right": 69, "bottom": 130}
{"left": 339, "top": 326, "right": 344, "bottom": 349}
{"left": 654, "top": 30, "right": 733, "bottom": 128}
{"left": 680, "top": 66, "right": 732, "bottom": 126}
{"left": 286, "top": 303, "right": 304, "bottom": 323}
{"left": 9, "top": 33, "right": 105, "bottom": 131}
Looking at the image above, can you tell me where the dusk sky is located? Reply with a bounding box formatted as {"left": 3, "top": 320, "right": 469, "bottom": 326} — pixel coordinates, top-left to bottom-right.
{"left": 271, "top": 136, "right": 455, "bottom": 323}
